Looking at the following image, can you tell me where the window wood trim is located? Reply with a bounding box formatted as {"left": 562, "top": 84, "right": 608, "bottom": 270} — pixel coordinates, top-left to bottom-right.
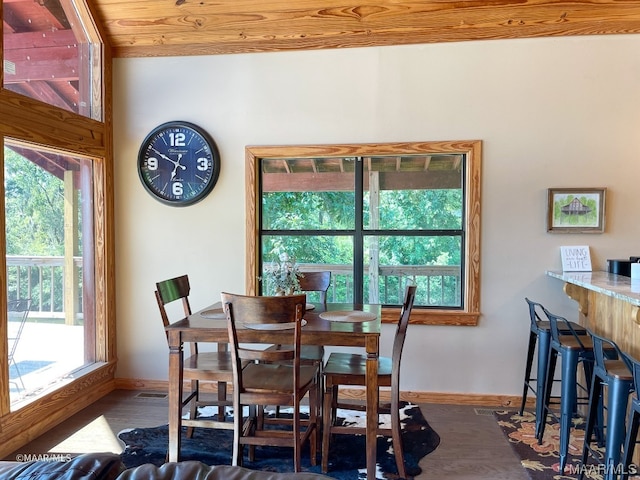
{"left": 0, "top": 0, "right": 116, "bottom": 457}
{"left": 246, "top": 140, "right": 481, "bottom": 326}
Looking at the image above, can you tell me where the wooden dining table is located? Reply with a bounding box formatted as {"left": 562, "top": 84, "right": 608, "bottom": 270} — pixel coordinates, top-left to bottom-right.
{"left": 165, "top": 300, "right": 382, "bottom": 479}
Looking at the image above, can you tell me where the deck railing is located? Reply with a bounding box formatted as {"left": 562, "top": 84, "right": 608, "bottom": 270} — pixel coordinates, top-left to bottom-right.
{"left": 6, "top": 255, "right": 83, "bottom": 319}
{"left": 280, "top": 263, "right": 461, "bottom": 306}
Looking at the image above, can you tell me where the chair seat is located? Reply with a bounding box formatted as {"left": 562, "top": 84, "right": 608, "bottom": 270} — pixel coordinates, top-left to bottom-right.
{"left": 184, "top": 351, "right": 234, "bottom": 380}
{"left": 603, "top": 359, "right": 634, "bottom": 381}
{"left": 556, "top": 335, "right": 595, "bottom": 351}
{"left": 536, "top": 320, "right": 587, "bottom": 334}
{"left": 265, "top": 344, "right": 324, "bottom": 362}
{"left": 243, "top": 363, "right": 318, "bottom": 393}
{"left": 324, "top": 352, "right": 393, "bottom": 386}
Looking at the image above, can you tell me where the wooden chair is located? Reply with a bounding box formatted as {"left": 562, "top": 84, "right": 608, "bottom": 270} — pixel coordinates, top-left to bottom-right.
{"left": 155, "top": 275, "right": 234, "bottom": 438}
{"left": 298, "top": 271, "right": 331, "bottom": 304}
{"left": 7, "top": 299, "right": 31, "bottom": 391}
{"left": 270, "top": 272, "right": 331, "bottom": 418}
{"left": 321, "top": 284, "right": 417, "bottom": 477}
{"left": 221, "top": 292, "right": 319, "bottom": 472}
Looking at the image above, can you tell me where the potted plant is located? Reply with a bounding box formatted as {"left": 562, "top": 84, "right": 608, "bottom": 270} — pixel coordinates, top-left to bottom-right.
{"left": 263, "top": 252, "right": 303, "bottom": 295}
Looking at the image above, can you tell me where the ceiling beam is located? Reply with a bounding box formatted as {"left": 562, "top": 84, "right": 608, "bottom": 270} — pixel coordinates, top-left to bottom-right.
{"left": 90, "top": 0, "right": 640, "bottom": 58}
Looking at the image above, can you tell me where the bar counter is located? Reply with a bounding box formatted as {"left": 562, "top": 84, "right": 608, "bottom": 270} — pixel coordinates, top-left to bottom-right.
{"left": 546, "top": 270, "right": 640, "bottom": 359}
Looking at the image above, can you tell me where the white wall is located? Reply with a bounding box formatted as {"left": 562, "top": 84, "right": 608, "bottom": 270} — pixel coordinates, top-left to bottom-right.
{"left": 113, "top": 34, "right": 640, "bottom": 396}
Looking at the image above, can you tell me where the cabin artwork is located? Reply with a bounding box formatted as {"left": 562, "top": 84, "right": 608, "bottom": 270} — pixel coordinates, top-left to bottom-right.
{"left": 560, "top": 198, "right": 592, "bottom": 215}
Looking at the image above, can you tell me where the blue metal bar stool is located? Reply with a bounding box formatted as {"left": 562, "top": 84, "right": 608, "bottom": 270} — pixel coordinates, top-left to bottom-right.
{"left": 579, "top": 330, "right": 633, "bottom": 480}
{"left": 538, "top": 307, "right": 596, "bottom": 473}
{"left": 620, "top": 353, "right": 640, "bottom": 480}
{"left": 521, "top": 298, "right": 586, "bottom": 439}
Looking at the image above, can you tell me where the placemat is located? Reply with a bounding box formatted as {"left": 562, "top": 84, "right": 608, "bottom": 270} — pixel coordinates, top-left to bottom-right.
{"left": 244, "top": 319, "right": 307, "bottom": 330}
{"left": 200, "top": 308, "right": 225, "bottom": 319}
{"left": 319, "top": 310, "right": 377, "bottom": 322}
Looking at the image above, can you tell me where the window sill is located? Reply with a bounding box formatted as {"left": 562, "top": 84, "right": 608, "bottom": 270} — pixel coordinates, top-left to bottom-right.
{"left": 381, "top": 307, "right": 479, "bottom": 326}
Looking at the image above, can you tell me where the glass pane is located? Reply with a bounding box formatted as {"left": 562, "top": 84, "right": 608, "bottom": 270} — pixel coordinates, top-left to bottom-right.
{"left": 363, "top": 155, "right": 463, "bottom": 230}
{"left": 2, "top": 0, "right": 102, "bottom": 120}
{"left": 5, "top": 139, "right": 95, "bottom": 407}
{"left": 261, "top": 157, "right": 356, "bottom": 230}
{"left": 363, "top": 235, "right": 462, "bottom": 307}
{"left": 261, "top": 235, "right": 353, "bottom": 302}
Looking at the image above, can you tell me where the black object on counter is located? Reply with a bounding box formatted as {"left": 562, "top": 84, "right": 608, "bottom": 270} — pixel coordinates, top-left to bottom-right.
{"left": 608, "top": 259, "right": 632, "bottom": 277}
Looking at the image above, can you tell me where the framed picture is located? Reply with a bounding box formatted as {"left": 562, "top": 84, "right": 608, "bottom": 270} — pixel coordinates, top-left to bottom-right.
{"left": 547, "top": 188, "right": 606, "bottom": 233}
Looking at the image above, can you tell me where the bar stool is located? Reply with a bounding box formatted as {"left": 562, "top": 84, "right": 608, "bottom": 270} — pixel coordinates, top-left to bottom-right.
{"left": 579, "top": 330, "right": 633, "bottom": 480}
{"left": 620, "top": 353, "right": 640, "bottom": 480}
{"left": 538, "top": 307, "right": 596, "bottom": 473}
{"left": 521, "top": 298, "right": 586, "bottom": 439}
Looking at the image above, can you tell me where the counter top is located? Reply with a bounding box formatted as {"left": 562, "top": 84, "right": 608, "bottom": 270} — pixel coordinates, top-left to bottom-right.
{"left": 546, "top": 270, "right": 640, "bottom": 307}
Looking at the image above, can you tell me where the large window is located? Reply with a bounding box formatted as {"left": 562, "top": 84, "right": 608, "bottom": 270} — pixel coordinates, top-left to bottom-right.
{"left": 0, "top": 0, "right": 114, "bottom": 456}
{"left": 246, "top": 141, "right": 481, "bottom": 326}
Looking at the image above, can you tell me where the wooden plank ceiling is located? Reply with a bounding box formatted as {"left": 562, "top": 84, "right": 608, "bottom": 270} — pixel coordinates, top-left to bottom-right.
{"left": 89, "top": 0, "right": 640, "bottom": 58}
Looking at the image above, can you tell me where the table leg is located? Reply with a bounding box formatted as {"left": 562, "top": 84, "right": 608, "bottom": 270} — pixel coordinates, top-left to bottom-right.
{"left": 365, "top": 335, "right": 379, "bottom": 480}
{"left": 167, "top": 330, "right": 184, "bottom": 462}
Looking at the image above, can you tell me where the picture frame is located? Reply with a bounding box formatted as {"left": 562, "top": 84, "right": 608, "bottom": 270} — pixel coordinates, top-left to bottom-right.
{"left": 547, "top": 188, "right": 606, "bottom": 234}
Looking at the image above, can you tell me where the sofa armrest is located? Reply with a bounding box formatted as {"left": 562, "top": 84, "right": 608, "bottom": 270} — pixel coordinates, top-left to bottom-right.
{"left": 116, "top": 462, "right": 333, "bottom": 480}
{"left": 0, "top": 453, "right": 124, "bottom": 480}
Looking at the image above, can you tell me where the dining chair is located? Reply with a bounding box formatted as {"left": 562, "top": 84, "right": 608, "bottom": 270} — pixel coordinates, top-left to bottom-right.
{"left": 270, "top": 271, "right": 331, "bottom": 419}
{"left": 155, "top": 274, "right": 234, "bottom": 438}
{"left": 221, "top": 292, "right": 319, "bottom": 472}
{"left": 298, "top": 271, "right": 331, "bottom": 304}
{"left": 320, "top": 284, "right": 417, "bottom": 477}
{"left": 7, "top": 298, "right": 32, "bottom": 391}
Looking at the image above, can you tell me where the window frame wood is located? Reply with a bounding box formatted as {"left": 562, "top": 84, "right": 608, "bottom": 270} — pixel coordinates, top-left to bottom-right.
{"left": 0, "top": 0, "right": 115, "bottom": 457}
{"left": 246, "top": 140, "right": 481, "bottom": 326}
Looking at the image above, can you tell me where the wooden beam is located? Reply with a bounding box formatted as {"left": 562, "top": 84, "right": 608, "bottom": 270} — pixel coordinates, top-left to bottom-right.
{"left": 89, "top": 0, "right": 640, "bottom": 58}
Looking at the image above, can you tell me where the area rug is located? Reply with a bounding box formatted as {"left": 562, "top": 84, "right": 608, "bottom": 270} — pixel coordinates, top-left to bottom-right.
{"left": 494, "top": 410, "right": 611, "bottom": 480}
{"left": 118, "top": 404, "right": 439, "bottom": 479}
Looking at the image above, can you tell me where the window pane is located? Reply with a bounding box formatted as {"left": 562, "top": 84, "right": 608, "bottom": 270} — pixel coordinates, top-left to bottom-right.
{"left": 261, "top": 234, "right": 353, "bottom": 302}
{"left": 2, "top": 0, "right": 102, "bottom": 120}
{"left": 363, "top": 235, "right": 462, "bottom": 307}
{"left": 5, "top": 140, "right": 95, "bottom": 407}
{"left": 364, "top": 155, "right": 463, "bottom": 230}
{"left": 262, "top": 157, "right": 355, "bottom": 230}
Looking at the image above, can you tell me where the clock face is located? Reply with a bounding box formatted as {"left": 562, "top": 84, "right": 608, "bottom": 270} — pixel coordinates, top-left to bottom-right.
{"left": 138, "top": 121, "right": 220, "bottom": 206}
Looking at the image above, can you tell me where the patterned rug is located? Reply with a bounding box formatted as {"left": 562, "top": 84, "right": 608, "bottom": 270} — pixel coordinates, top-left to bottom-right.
{"left": 118, "top": 404, "right": 440, "bottom": 479}
{"left": 494, "top": 410, "right": 610, "bottom": 480}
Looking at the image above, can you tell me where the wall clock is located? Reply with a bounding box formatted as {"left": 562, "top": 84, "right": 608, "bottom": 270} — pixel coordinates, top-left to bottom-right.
{"left": 138, "top": 121, "right": 220, "bottom": 206}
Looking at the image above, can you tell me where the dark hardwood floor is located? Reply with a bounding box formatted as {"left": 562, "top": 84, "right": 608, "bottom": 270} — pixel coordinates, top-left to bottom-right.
{"left": 4, "top": 390, "right": 528, "bottom": 479}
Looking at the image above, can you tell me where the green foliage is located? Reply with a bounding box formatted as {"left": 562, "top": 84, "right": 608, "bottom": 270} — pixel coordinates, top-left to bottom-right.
{"left": 5, "top": 149, "right": 65, "bottom": 255}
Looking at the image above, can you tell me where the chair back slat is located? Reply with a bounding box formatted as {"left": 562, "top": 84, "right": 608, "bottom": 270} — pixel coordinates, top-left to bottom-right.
{"left": 155, "top": 274, "right": 197, "bottom": 354}
{"left": 524, "top": 297, "right": 546, "bottom": 331}
{"left": 221, "top": 293, "right": 306, "bottom": 393}
{"left": 391, "top": 284, "right": 417, "bottom": 400}
{"left": 588, "top": 329, "right": 632, "bottom": 371}
{"left": 298, "top": 272, "right": 331, "bottom": 304}
{"left": 543, "top": 307, "right": 587, "bottom": 349}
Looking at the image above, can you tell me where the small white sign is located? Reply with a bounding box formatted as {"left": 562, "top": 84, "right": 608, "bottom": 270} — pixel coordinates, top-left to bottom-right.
{"left": 560, "top": 246, "right": 592, "bottom": 272}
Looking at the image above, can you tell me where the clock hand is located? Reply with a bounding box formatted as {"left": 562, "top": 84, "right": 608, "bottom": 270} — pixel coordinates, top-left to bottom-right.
{"left": 150, "top": 146, "right": 176, "bottom": 165}
{"left": 170, "top": 153, "right": 187, "bottom": 180}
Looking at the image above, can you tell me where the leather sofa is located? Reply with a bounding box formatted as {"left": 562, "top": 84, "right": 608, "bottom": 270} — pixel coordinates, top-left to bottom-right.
{"left": 0, "top": 453, "right": 332, "bottom": 480}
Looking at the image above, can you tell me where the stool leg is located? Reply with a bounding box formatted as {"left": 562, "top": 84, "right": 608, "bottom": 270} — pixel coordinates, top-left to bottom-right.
{"left": 535, "top": 330, "right": 551, "bottom": 435}
{"left": 520, "top": 330, "right": 538, "bottom": 415}
{"left": 579, "top": 371, "right": 602, "bottom": 480}
{"left": 538, "top": 346, "right": 558, "bottom": 442}
{"left": 558, "top": 349, "right": 579, "bottom": 473}
{"left": 603, "top": 379, "right": 633, "bottom": 480}
{"left": 620, "top": 407, "right": 640, "bottom": 480}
